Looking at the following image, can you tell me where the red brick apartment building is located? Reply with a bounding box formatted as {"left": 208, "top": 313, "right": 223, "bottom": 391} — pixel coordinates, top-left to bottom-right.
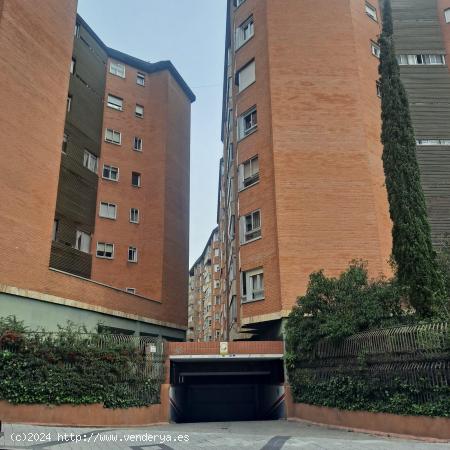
{"left": 0, "top": 0, "right": 194, "bottom": 339}
{"left": 187, "top": 228, "right": 223, "bottom": 342}
{"left": 202, "top": 0, "right": 450, "bottom": 341}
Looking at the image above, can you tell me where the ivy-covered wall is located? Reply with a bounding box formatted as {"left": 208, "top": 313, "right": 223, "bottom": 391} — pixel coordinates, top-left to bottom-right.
{"left": 0, "top": 317, "right": 163, "bottom": 408}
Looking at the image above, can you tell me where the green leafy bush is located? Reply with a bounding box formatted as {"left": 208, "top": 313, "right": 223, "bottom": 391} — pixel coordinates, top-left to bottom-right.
{"left": 290, "top": 371, "right": 450, "bottom": 417}
{"left": 0, "top": 317, "right": 161, "bottom": 408}
{"left": 285, "top": 261, "right": 407, "bottom": 357}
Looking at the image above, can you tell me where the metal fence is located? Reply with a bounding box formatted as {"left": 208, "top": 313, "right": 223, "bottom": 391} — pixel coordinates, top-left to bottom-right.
{"left": 294, "top": 323, "right": 450, "bottom": 403}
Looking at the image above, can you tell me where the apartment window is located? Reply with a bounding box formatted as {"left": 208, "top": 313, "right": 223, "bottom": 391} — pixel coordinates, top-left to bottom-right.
{"left": 126, "top": 288, "right": 136, "bottom": 294}
{"left": 74, "top": 23, "right": 80, "bottom": 38}
{"left": 214, "top": 280, "right": 220, "bottom": 289}
{"left": 235, "top": 0, "right": 246, "bottom": 7}
{"left": 105, "top": 128, "right": 121, "bottom": 145}
{"left": 241, "top": 268, "right": 264, "bottom": 302}
{"left": 215, "top": 295, "right": 221, "bottom": 305}
{"left": 445, "top": 8, "right": 450, "bottom": 23}
{"left": 67, "top": 95, "right": 72, "bottom": 112}
{"left": 75, "top": 230, "right": 91, "bottom": 254}
{"left": 376, "top": 81, "right": 381, "bottom": 98}
{"left": 83, "top": 150, "right": 98, "bottom": 174}
{"left": 136, "top": 72, "right": 145, "bottom": 86}
{"left": 371, "top": 42, "right": 380, "bottom": 58}
{"left": 96, "top": 242, "right": 114, "bottom": 259}
{"left": 215, "top": 313, "right": 220, "bottom": 321}
{"left": 109, "top": 61, "right": 126, "bottom": 78}
{"left": 52, "top": 219, "right": 59, "bottom": 241}
{"left": 99, "top": 202, "right": 117, "bottom": 220}
{"left": 397, "top": 54, "right": 445, "bottom": 65}
{"left": 133, "top": 137, "right": 143, "bottom": 151}
{"left": 235, "top": 15, "right": 254, "bottom": 49}
{"left": 238, "top": 106, "right": 257, "bottom": 140}
{"left": 107, "top": 94, "right": 123, "bottom": 111}
{"left": 102, "top": 164, "right": 119, "bottom": 181}
{"left": 132, "top": 171, "right": 141, "bottom": 187}
{"left": 135, "top": 104, "right": 144, "bottom": 118}
{"left": 365, "top": 2, "right": 378, "bottom": 21}
{"left": 214, "top": 264, "right": 220, "bottom": 272}
{"left": 215, "top": 330, "right": 220, "bottom": 339}
{"left": 416, "top": 139, "right": 450, "bottom": 146}
{"left": 130, "top": 208, "right": 140, "bottom": 223}
{"left": 239, "top": 155, "right": 259, "bottom": 190}
{"left": 227, "top": 142, "right": 234, "bottom": 166}
{"left": 214, "top": 248, "right": 220, "bottom": 257}
{"left": 70, "top": 58, "right": 76, "bottom": 74}
{"left": 236, "top": 60, "right": 256, "bottom": 92}
{"left": 240, "top": 210, "right": 261, "bottom": 243}
{"left": 62, "top": 133, "right": 68, "bottom": 154}
{"left": 128, "top": 246, "right": 138, "bottom": 263}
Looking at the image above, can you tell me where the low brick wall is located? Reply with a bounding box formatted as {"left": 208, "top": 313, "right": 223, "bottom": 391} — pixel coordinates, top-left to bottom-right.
{"left": 0, "top": 384, "right": 170, "bottom": 427}
{"left": 285, "top": 386, "right": 450, "bottom": 441}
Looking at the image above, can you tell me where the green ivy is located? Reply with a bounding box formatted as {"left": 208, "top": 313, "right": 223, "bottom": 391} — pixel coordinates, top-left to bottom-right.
{"left": 0, "top": 317, "right": 161, "bottom": 408}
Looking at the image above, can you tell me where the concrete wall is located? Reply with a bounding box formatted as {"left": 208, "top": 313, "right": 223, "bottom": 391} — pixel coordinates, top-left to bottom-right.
{"left": 0, "top": 291, "right": 184, "bottom": 339}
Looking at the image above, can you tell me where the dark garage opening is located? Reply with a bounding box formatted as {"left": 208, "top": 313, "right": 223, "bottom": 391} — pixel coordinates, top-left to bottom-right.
{"left": 169, "top": 358, "right": 285, "bottom": 423}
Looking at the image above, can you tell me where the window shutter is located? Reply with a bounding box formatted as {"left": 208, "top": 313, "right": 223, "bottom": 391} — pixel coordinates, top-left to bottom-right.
{"left": 238, "top": 61, "right": 255, "bottom": 92}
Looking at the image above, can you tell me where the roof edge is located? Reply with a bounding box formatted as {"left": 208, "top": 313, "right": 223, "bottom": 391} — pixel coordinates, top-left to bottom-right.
{"left": 76, "top": 14, "right": 195, "bottom": 103}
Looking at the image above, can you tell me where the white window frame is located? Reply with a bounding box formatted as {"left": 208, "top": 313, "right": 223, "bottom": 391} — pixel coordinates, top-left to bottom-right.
{"left": 70, "top": 58, "right": 76, "bottom": 74}
{"left": 128, "top": 246, "right": 138, "bottom": 263}
{"left": 107, "top": 94, "right": 123, "bottom": 111}
{"left": 365, "top": 2, "right": 378, "bottom": 21}
{"left": 109, "top": 61, "right": 126, "bottom": 78}
{"left": 133, "top": 137, "right": 143, "bottom": 151}
{"left": 376, "top": 81, "right": 381, "bottom": 98}
{"left": 238, "top": 106, "right": 257, "bottom": 140}
{"left": 445, "top": 8, "right": 450, "bottom": 23}
{"left": 126, "top": 287, "right": 136, "bottom": 294}
{"left": 235, "top": 0, "right": 246, "bottom": 7}
{"left": 135, "top": 104, "right": 144, "bottom": 118}
{"left": 105, "top": 128, "right": 121, "bottom": 145}
{"left": 136, "top": 72, "right": 145, "bottom": 86}
{"left": 96, "top": 242, "right": 114, "bottom": 259}
{"left": 102, "top": 164, "right": 119, "bottom": 182}
{"left": 238, "top": 155, "right": 259, "bottom": 190}
{"left": 130, "top": 208, "right": 140, "bottom": 223}
{"left": 397, "top": 54, "right": 446, "bottom": 66}
{"left": 74, "top": 230, "right": 91, "bottom": 254}
{"left": 131, "top": 172, "right": 141, "bottom": 187}
{"left": 52, "top": 219, "right": 59, "bottom": 241}
{"left": 62, "top": 133, "right": 68, "bottom": 154}
{"left": 83, "top": 149, "right": 98, "bottom": 174}
{"left": 371, "top": 41, "right": 380, "bottom": 58}
{"left": 416, "top": 139, "right": 450, "bottom": 146}
{"left": 241, "top": 268, "right": 264, "bottom": 303}
{"left": 67, "top": 95, "right": 72, "bottom": 112}
{"left": 99, "top": 202, "right": 117, "bottom": 220}
{"left": 74, "top": 23, "right": 80, "bottom": 38}
{"left": 236, "top": 59, "right": 256, "bottom": 93}
{"left": 235, "top": 15, "right": 254, "bottom": 50}
{"left": 240, "top": 209, "right": 261, "bottom": 244}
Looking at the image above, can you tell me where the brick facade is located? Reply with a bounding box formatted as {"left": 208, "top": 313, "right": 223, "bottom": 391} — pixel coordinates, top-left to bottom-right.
{"left": 217, "top": 0, "right": 392, "bottom": 339}
{"left": 0, "top": 1, "right": 192, "bottom": 334}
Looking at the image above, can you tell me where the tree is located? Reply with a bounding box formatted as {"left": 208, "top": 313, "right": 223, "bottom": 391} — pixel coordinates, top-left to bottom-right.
{"left": 379, "top": 0, "right": 446, "bottom": 316}
{"left": 285, "top": 261, "right": 405, "bottom": 356}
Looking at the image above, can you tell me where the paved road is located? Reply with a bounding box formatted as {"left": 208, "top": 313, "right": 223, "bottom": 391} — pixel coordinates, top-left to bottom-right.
{"left": 0, "top": 420, "right": 447, "bottom": 449}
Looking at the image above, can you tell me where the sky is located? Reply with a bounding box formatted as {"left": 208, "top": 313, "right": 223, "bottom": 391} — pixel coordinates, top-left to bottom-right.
{"left": 77, "top": 0, "right": 227, "bottom": 267}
